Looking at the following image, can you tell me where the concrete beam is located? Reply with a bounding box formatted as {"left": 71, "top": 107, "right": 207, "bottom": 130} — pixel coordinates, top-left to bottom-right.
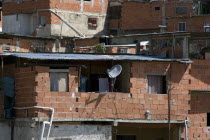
{"left": 25, "top": 117, "right": 185, "bottom": 124}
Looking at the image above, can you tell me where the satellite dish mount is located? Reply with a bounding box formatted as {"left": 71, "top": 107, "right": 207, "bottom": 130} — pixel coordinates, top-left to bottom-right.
{"left": 107, "top": 64, "right": 122, "bottom": 92}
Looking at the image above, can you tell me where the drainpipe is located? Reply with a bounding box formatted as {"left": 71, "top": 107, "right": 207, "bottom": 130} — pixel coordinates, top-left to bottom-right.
{"left": 13, "top": 106, "right": 54, "bottom": 140}
{"left": 185, "top": 117, "right": 190, "bottom": 140}
{"left": 161, "top": 0, "right": 166, "bottom": 33}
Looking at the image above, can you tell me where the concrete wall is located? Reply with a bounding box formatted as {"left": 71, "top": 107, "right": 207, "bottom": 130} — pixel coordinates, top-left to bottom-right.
{"left": 3, "top": 14, "right": 33, "bottom": 36}
{"left": 48, "top": 12, "right": 107, "bottom": 37}
{"left": 48, "top": 124, "right": 111, "bottom": 140}
{"left": 0, "top": 121, "right": 11, "bottom": 140}
{"left": 13, "top": 121, "right": 112, "bottom": 140}
{"left": 2, "top": 0, "right": 108, "bottom": 37}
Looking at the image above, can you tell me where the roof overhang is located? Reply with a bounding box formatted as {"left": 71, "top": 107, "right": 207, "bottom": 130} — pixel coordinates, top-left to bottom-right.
{"left": 0, "top": 52, "right": 192, "bottom": 63}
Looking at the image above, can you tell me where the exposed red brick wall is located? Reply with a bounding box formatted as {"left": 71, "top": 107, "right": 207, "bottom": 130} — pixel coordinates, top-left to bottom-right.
{"left": 121, "top": 2, "right": 162, "bottom": 30}
{"left": 120, "top": 1, "right": 193, "bottom": 32}
{"left": 15, "top": 66, "right": 36, "bottom": 117}
{"left": 33, "top": 66, "right": 79, "bottom": 118}
{"left": 10, "top": 60, "right": 210, "bottom": 139}
{"left": 167, "top": 15, "right": 210, "bottom": 32}
{"left": 106, "top": 47, "right": 136, "bottom": 54}
{"left": 75, "top": 38, "right": 99, "bottom": 47}
{"left": 11, "top": 62, "right": 187, "bottom": 120}
{"left": 190, "top": 92, "right": 210, "bottom": 139}
{"left": 3, "top": 0, "right": 108, "bottom": 15}
{"left": 3, "top": 0, "right": 50, "bottom": 15}
{"left": 0, "top": 38, "right": 53, "bottom": 53}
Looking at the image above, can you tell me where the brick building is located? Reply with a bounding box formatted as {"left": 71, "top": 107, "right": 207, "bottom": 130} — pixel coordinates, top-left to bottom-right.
{"left": 2, "top": 0, "right": 108, "bottom": 38}
{"left": 0, "top": 32, "right": 210, "bottom": 139}
{"left": 109, "top": 0, "right": 210, "bottom": 36}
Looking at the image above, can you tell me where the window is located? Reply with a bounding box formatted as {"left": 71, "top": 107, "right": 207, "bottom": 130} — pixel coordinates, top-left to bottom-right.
{"left": 117, "top": 135, "right": 136, "bottom": 140}
{"left": 204, "top": 22, "right": 210, "bottom": 32}
{"left": 207, "top": 113, "right": 210, "bottom": 126}
{"left": 176, "top": 7, "right": 187, "bottom": 14}
{"left": 88, "top": 18, "right": 97, "bottom": 27}
{"left": 118, "top": 48, "right": 128, "bottom": 54}
{"left": 50, "top": 69, "right": 69, "bottom": 92}
{"left": 155, "top": 6, "right": 160, "bottom": 11}
{"left": 147, "top": 75, "right": 167, "bottom": 94}
{"left": 39, "top": 16, "right": 46, "bottom": 27}
{"left": 178, "top": 22, "right": 186, "bottom": 32}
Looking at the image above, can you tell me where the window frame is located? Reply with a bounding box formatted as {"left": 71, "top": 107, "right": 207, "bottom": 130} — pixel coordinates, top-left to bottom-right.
{"left": 147, "top": 74, "right": 167, "bottom": 94}
{"left": 204, "top": 22, "right": 210, "bottom": 32}
{"left": 178, "top": 22, "right": 186, "bottom": 32}
{"left": 50, "top": 69, "right": 69, "bottom": 92}
{"left": 88, "top": 18, "right": 97, "bottom": 27}
{"left": 176, "top": 6, "right": 188, "bottom": 14}
{"left": 154, "top": 6, "right": 160, "bottom": 11}
{"left": 118, "top": 48, "right": 128, "bottom": 54}
{"left": 116, "top": 135, "right": 136, "bottom": 140}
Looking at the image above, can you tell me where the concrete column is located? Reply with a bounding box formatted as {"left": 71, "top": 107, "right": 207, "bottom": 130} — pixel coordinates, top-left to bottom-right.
{"left": 183, "top": 37, "right": 189, "bottom": 59}
{"left": 136, "top": 41, "right": 140, "bottom": 55}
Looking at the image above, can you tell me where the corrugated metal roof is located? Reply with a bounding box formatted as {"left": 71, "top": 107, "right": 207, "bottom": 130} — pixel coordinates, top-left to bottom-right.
{"left": 0, "top": 52, "right": 192, "bottom": 63}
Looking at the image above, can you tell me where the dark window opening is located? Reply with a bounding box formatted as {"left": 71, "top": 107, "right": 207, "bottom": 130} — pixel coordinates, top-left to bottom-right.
{"left": 201, "top": 3, "right": 210, "bottom": 15}
{"left": 207, "top": 113, "right": 210, "bottom": 126}
{"left": 178, "top": 22, "right": 186, "bottom": 32}
{"left": 176, "top": 7, "right": 187, "bottom": 14}
{"left": 117, "top": 135, "right": 136, "bottom": 140}
{"left": 79, "top": 63, "right": 130, "bottom": 93}
{"left": 88, "top": 18, "right": 97, "bottom": 27}
{"left": 155, "top": 6, "right": 160, "bottom": 11}
{"left": 147, "top": 75, "right": 167, "bottom": 94}
{"left": 38, "top": 16, "right": 46, "bottom": 27}
{"left": 110, "top": 29, "right": 118, "bottom": 36}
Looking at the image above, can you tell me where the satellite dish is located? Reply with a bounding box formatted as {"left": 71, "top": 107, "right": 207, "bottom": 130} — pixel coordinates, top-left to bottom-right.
{"left": 107, "top": 64, "right": 122, "bottom": 78}
{"left": 107, "top": 65, "right": 122, "bottom": 92}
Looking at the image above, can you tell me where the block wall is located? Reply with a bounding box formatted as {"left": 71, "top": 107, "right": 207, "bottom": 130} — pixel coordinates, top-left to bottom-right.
{"left": 12, "top": 60, "right": 210, "bottom": 139}
{"left": 75, "top": 38, "right": 100, "bottom": 47}
{"left": 3, "top": 0, "right": 50, "bottom": 15}
{"left": 120, "top": 1, "right": 194, "bottom": 32}
{"left": 49, "top": 0, "right": 108, "bottom": 14}
{"left": 167, "top": 15, "right": 210, "bottom": 32}
{"left": 0, "top": 38, "right": 54, "bottom": 53}
{"left": 16, "top": 63, "right": 190, "bottom": 120}
{"left": 186, "top": 60, "right": 210, "bottom": 139}
{"left": 15, "top": 66, "right": 36, "bottom": 117}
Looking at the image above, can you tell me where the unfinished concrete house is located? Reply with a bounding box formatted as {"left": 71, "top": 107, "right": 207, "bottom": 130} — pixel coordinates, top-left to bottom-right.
{"left": 0, "top": 32, "right": 210, "bottom": 140}
{"left": 2, "top": 0, "right": 108, "bottom": 38}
